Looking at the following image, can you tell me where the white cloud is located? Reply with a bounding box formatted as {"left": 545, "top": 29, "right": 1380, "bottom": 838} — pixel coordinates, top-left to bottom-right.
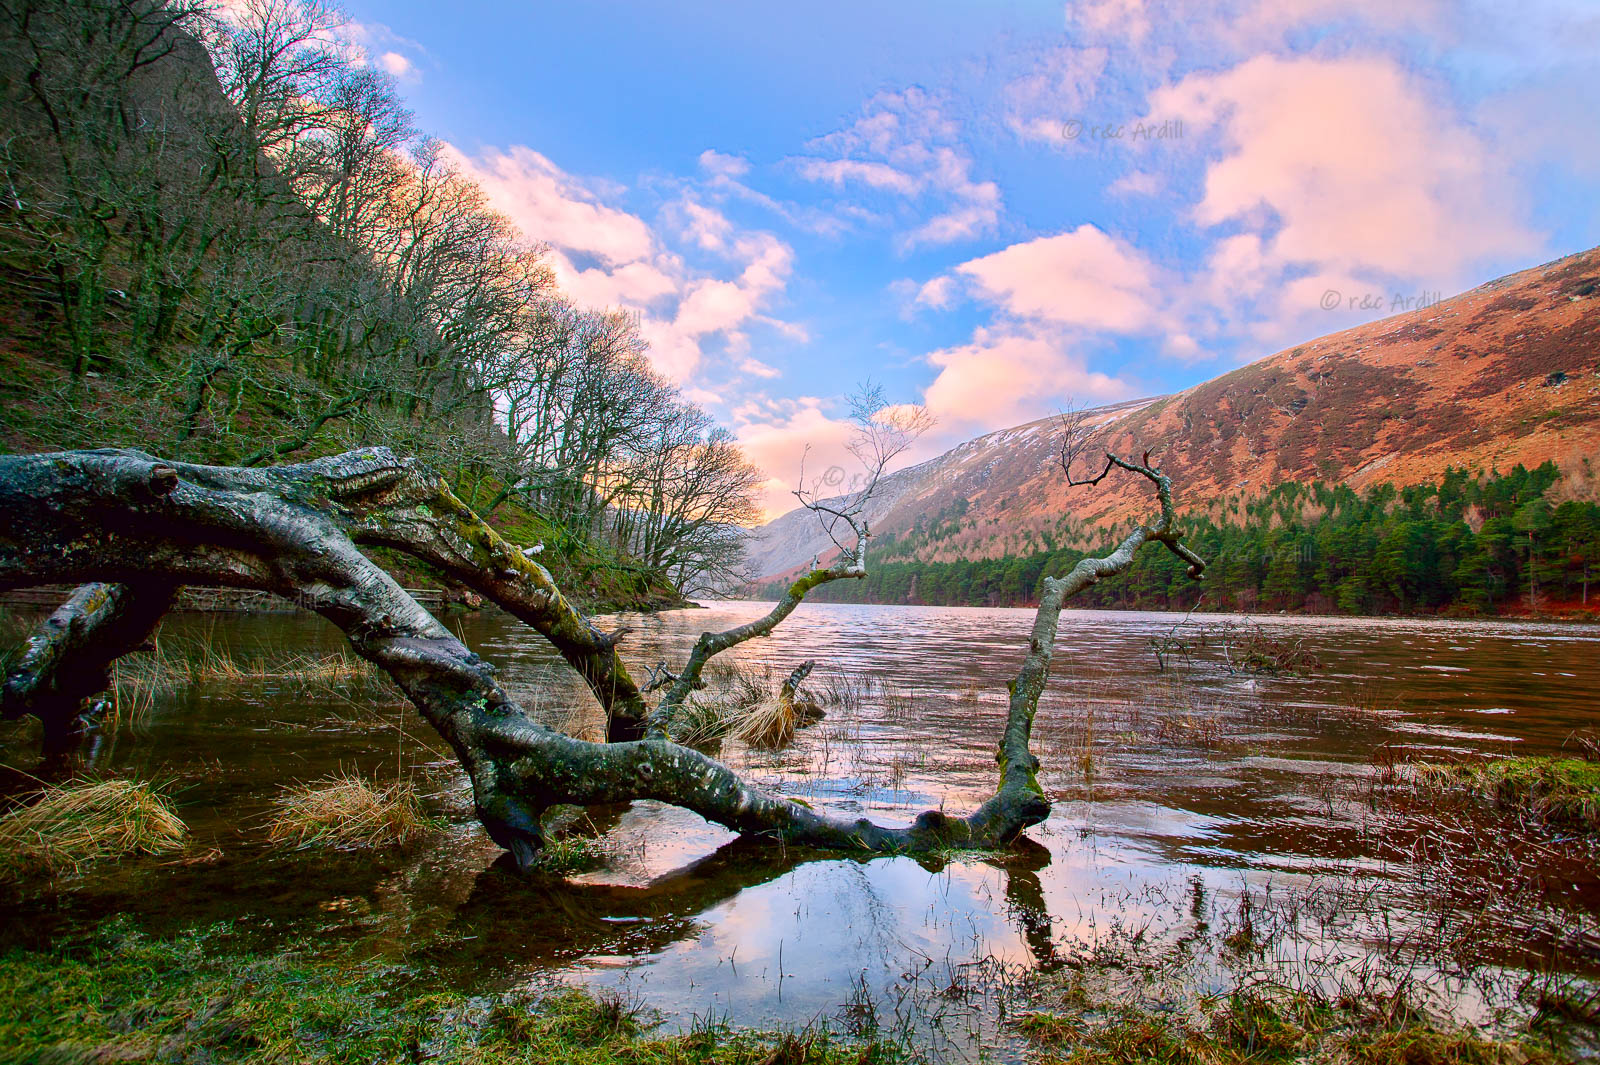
{"left": 956, "top": 225, "right": 1163, "bottom": 332}
{"left": 1074, "top": 0, "right": 1153, "bottom": 43}
{"left": 796, "top": 158, "right": 921, "bottom": 196}
{"left": 792, "top": 89, "right": 1002, "bottom": 248}
{"left": 1108, "top": 170, "right": 1164, "bottom": 197}
{"left": 697, "top": 149, "right": 750, "bottom": 180}
{"left": 1003, "top": 43, "right": 1111, "bottom": 142}
{"left": 739, "top": 357, "right": 782, "bottom": 379}
{"left": 446, "top": 145, "right": 799, "bottom": 384}
{"left": 379, "top": 51, "right": 414, "bottom": 79}
{"left": 921, "top": 326, "right": 1137, "bottom": 436}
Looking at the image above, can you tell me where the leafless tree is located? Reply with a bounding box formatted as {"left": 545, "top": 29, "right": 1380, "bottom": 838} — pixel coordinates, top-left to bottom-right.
{"left": 1, "top": 438, "right": 1204, "bottom": 867}
{"left": 2, "top": 0, "right": 759, "bottom": 600}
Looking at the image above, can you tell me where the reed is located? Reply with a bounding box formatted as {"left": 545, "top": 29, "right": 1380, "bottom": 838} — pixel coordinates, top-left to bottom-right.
{"left": 102, "top": 638, "right": 398, "bottom": 731}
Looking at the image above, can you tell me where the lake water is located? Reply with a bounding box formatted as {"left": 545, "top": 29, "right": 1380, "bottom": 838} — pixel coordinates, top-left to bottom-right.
{"left": 3, "top": 601, "right": 1598, "bottom": 1060}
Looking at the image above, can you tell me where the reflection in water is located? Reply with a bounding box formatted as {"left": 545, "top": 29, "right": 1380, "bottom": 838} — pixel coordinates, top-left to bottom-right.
{"left": 2, "top": 602, "right": 1597, "bottom": 1058}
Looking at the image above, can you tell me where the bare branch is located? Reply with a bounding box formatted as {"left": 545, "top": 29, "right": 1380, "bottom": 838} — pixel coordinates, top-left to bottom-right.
{"left": 648, "top": 385, "right": 932, "bottom": 737}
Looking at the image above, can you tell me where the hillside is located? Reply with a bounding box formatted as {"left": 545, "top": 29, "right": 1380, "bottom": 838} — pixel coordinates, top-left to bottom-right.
{"left": 0, "top": 4, "right": 727, "bottom": 611}
{"left": 748, "top": 247, "right": 1600, "bottom": 581}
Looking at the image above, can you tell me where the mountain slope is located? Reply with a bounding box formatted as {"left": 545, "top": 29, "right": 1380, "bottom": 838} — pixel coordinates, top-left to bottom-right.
{"left": 748, "top": 246, "right": 1600, "bottom": 580}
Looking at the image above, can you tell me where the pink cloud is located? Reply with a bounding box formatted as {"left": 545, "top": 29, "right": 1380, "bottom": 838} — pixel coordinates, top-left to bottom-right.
{"left": 447, "top": 144, "right": 655, "bottom": 267}
{"left": 921, "top": 327, "right": 1137, "bottom": 437}
{"left": 916, "top": 275, "right": 956, "bottom": 310}
{"left": 956, "top": 225, "right": 1162, "bottom": 332}
{"left": 447, "top": 145, "right": 798, "bottom": 384}
{"left": 1149, "top": 54, "right": 1539, "bottom": 283}
{"left": 732, "top": 398, "right": 861, "bottom": 520}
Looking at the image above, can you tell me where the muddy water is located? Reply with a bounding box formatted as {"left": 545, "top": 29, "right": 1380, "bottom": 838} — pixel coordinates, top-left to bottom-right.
{"left": 3, "top": 603, "right": 1598, "bottom": 1058}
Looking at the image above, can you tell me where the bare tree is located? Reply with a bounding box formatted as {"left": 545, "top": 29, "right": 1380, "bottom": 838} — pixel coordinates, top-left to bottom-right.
{"left": 792, "top": 381, "right": 934, "bottom": 563}
{"left": 1, "top": 432, "right": 1204, "bottom": 869}
{"left": 609, "top": 406, "right": 764, "bottom": 596}
{"left": 1, "top": 0, "right": 776, "bottom": 611}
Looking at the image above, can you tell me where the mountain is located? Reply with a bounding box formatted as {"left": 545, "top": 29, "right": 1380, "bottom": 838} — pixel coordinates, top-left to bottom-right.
{"left": 746, "top": 246, "right": 1600, "bottom": 581}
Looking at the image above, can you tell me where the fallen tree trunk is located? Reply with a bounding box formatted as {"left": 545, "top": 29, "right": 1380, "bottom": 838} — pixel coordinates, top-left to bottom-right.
{"left": 0, "top": 447, "right": 1203, "bottom": 869}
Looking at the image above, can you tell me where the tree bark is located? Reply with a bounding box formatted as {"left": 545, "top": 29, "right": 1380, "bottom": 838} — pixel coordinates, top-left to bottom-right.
{"left": 0, "top": 447, "right": 1203, "bottom": 870}
{"left": 2, "top": 580, "right": 178, "bottom": 755}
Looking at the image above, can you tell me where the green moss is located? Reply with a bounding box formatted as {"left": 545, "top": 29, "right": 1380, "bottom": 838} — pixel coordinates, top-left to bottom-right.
{"left": 1020, "top": 986, "right": 1555, "bottom": 1065}
{"left": 1416, "top": 757, "right": 1600, "bottom": 831}
{"left": 0, "top": 920, "right": 907, "bottom": 1064}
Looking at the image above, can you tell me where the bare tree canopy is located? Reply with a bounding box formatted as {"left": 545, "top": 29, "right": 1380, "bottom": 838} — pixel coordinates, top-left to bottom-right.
{"left": 0, "top": 0, "right": 762, "bottom": 601}
{"left": 0, "top": 441, "right": 1204, "bottom": 870}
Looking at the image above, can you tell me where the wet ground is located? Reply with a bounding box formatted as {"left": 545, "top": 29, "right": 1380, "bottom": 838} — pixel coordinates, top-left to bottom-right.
{"left": 2, "top": 603, "right": 1597, "bottom": 1060}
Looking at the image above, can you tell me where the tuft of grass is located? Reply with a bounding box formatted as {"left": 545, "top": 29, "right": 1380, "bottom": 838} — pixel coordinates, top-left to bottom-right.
{"left": 0, "top": 778, "right": 187, "bottom": 881}
{"left": 670, "top": 695, "right": 736, "bottom": 746}
{"left": 265, "top": 772, "right": 431, "bottom": 851}
{"left": 1413, "top": 756, "right": 1600, "bottom": 832}
{"left": 666, "top": 662, "right": 783, "bottom": 747}
{"left": 731, "top": 693, "right": 797, "bottom": 749}
{"left": 491, "top": 988, "right": 646, "bottom": 1046}
{"left": 525, "top": 835, "right": 613, "bottom": 877}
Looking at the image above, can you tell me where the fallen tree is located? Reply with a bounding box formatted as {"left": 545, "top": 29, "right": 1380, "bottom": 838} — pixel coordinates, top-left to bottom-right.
{"left": 0, "top": 438, "right": 1203, "bottom": 870}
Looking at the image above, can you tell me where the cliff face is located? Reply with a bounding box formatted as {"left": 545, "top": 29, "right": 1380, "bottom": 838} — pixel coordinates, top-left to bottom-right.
{"left": 747, "top": 246, "right": 1600, "bottom": 581}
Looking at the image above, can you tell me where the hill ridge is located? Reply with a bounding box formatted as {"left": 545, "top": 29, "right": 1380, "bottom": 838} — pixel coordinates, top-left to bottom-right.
{"left": 746, "top": 245, "right": 1600, "bottom": 581}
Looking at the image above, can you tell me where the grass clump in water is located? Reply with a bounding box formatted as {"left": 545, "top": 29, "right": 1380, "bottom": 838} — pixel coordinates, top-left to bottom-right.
{"left": 669, "top": 662, "right": 827, "bottom": 750}
{"left": 0, "top": 778, "right": 186, "bottom": 882}
{"left": 0, "top": 920, "right": 909, "bottom": 1064}
{"left": 266, "top": 772, "right": 431, "bottom": 851}
{"left": 1414, "top": 756, "right": 1600, "bottom": 832}
{"left": 524, "top": 835, "right": 612, "bottom": 877}
{"left": 667, "top": 662, "right": 772, "bottom": 746}
{"left": 731, "top": 692, "right": 797, "bottom": 749}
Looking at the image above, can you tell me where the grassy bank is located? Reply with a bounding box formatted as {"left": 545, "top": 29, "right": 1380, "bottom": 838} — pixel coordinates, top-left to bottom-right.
{"left": 1018, "top": 982, "right": 1559, "bottom": 1065}
{"left": 4, "top": 914, "right": 1570, "bottom": 1065}
{"left": 0, "top": 921, "right": 906, "bottom": 1065}
{"left": 1412, "top": 756, "right": 1600, "bottom": 832}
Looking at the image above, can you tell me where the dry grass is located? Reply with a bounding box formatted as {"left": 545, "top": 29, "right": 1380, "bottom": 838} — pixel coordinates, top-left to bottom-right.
{"left": 179, "top": 643, "right": 379, "bottom": 687}
{"left": 667, "top": 662, "right": 776, "bottom": 746}
{"left": 0, "top": 779, "right": 187, "bottom": 881}
{"left": 265, "top": 772, "right": 430, "bottom": 851}
{"left": 730, "top": 694, "right": 796, "bottom": 749}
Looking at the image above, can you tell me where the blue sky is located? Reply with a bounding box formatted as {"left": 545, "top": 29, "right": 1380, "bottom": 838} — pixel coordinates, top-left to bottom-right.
{"left": 337, "top": 0, "right": 1600, "bottom": 514}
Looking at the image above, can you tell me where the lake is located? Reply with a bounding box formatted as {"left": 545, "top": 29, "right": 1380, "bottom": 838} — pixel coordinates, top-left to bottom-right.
{"left": 3, "top": 601, "right": 1597, "bottom": 1061}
